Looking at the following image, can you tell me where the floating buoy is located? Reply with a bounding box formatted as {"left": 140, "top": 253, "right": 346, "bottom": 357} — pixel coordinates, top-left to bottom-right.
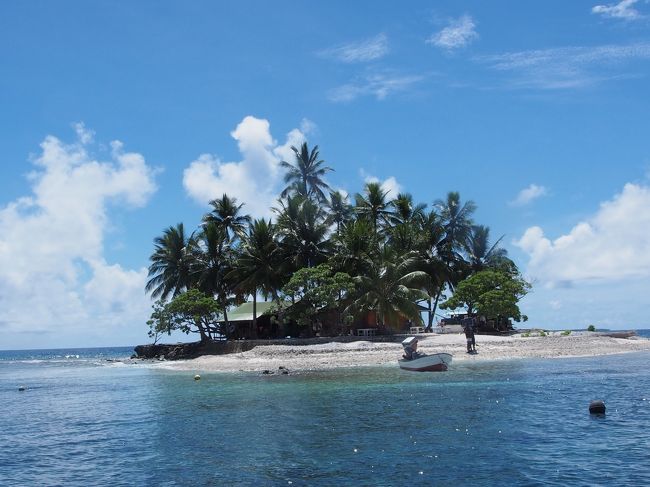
{"left": 589, "top": 400, "right": 606, "bottom": 414}
{"left": 18, "top": 385, "right": 26, "bottom": 391}
{"left": 194, "top": 374, "right": 201, "bottom": 381}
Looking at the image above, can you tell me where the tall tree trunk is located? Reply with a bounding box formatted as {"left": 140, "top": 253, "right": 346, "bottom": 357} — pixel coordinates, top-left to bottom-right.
{"left": 252, "top": 292, "right": 257, "bottom": 331}
{"left": 430, "top": 287, "right": 443, "bottom": 330}
{"left": 223, "top": 306, "right": 229, "bottom": 339}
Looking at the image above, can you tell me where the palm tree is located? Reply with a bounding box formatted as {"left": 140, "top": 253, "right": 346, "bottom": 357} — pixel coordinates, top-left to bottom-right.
{"left": 434, "top": 191, "right": 477, "bottom": 255}
{"left": 330, "top": 219, "right": 376, "bottom": 277}
{"left": 232, "top": 219, "right": 284, "bottom": 332}
{"left": 325, "top": 190, "right": 353, "bottom": 236}
{"left": 202, "top": 194, "right": 251, "bottom": 242}
{"left": 355, "top": 182, "right": 393, "bottom": 236}
{"left": 347, "top": 246, "right": 427, "bottom": 330}
{"left": 280, "top": 142, "right": 333, "bottom": 202}
{"left": 146, "top": 223, "right": 197, "bottom": 301}
{"left": 192, "top": 222, "right": 238, "bottom": 333}
{"left": 414, "top": 211, "right": 450, "bottom": 330}
{"left": 388, "top": 193, "right": 426, "bottom": 227}
{"left": 464, "top": 225, "right": 517, "bottom": 276}
{"left": 274, "top": 196, "right": 331, "bottom": 270}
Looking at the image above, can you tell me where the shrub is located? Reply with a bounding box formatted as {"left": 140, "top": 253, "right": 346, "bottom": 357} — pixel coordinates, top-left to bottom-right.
{"left": 561, "top": 330, "right": 571, "bottom": 336}
{"left": 587, "top": 325, "right": 596, "bottom": 332}
{"left": 539, "top": 330, "right": 547, "bottom": 337}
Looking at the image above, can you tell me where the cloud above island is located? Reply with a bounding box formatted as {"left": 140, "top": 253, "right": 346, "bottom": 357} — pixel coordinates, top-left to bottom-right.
{"left": 0, "top": 125, "right": 158, "bottom": 346}
{"left": 182, "top": 116, "right": 315, "bottom": 217}
{"left": 514, "top": 182, "right": 650, "bottom": 285}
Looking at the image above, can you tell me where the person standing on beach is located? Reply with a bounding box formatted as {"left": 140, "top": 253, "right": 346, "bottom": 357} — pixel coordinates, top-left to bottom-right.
{"left": 463, "top": 317, "right": 476, "bottom": 353}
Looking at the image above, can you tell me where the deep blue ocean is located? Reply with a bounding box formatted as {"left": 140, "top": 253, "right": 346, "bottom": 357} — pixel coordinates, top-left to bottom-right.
{"left": 1, "top": 332, "right": 649, "bottom": 486}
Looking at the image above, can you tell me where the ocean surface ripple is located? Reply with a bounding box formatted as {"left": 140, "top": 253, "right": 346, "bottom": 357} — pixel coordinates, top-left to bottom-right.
{"left": 1, "top": 345, "right": 649, "bottom": 486}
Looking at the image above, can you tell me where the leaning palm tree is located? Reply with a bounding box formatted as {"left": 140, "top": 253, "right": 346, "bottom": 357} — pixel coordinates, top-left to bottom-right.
{"left": 347, "top": 246, "right": 427, "bottom": 330}
{"left": 355, "top": 181, "right": 393, "bottom": 236}
{"left": 202, "top": 193, "right": 251, "bottom": 242}
{"left": 146, "top": 223, "right": 197, "bottom": 300}
{"left": 464, "top": 225, "right": 514, "bottom": 275}
{"left": 280, "top": 142, "right": 333, "bottom": 202}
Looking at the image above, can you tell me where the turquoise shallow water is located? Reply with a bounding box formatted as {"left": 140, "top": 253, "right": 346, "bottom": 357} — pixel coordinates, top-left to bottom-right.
{"left": 1, "top": 342, "right": 649, "bottom": 486}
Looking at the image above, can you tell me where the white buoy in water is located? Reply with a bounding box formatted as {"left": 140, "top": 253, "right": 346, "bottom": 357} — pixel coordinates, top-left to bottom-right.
{"left": 194, "top": 374, "right": 201, "bottom": 381}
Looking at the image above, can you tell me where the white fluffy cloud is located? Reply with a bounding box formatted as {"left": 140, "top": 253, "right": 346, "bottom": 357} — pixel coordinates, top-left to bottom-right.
{"left": 0, "top": 125, "right": 157, "bottom": 347}
{"left": 592, "top": 0, "right": 642, "bottom": 20}
{"left": 514, "top": 183, "right": 650, "bottom": 284}
{"left": 427, "top": 15, "right": 478, "bottom": 50}
{"left": 183, "top": 116, "right": 313, "bottom": 217}
{"left": 510, "top": 184, "right": 548, "bottom": 206}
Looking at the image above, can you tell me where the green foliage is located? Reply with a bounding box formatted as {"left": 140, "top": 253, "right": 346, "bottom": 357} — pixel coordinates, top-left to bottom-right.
{"left": 539, "top": 330, "right": 547, "bottom": 337}
{"left": 522, "top": 332, "right": 530, "bottom": 337}
{"left": 561, "top": 330, "right": 571, "bottom": 336}
{"left": 147, "top": 289, "right": 222, "bottom": 342}
{"left": 587, "top": 324, "right": 596, "bottom": 332}
{"left": 278, "top": 264, "right": 355, "bottom": 329}
{"left": 440, "top": 270, "right": 531, "bottom": 321}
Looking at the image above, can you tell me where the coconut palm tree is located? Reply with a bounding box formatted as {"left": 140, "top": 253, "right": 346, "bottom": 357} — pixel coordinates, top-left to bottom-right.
{"left": 355, "top": 181, "right": 393, "bottom": 236}
{"left": 464, "top": 225, "right": 517, "bottom": 277}
{"left": 191, "top": 222, "right": 238, "bottom": 331}
{"left": 325, "top": 190, "right": 353, "bottom": 236}
{"left": 146, "top": 223, "right": 197, "bottom": 300}
{"left": 388, "top": 193, "right": 426, "bottom": 227}
{"left": 280, "top": 142, "right": 333, "bottom": 202}
{"left": 347, "top": 246, "right": 427, "bottom": 330}
{"left": 274, "top": 196, "right": 331, "bottom": 270}
{"left": 231, "top": 219, "right": 284, "bottom": 331}
{"left": 434, "top": 191, "right": 477, "bottom": 255}
{"left": 330, "top": 219, "right": 376, "bottom": 277}
{"left": 202, "top": 194, "right": 251, "bottom": 242}
{"left": 414, "top": 211, "right": 451, "bottom": 330}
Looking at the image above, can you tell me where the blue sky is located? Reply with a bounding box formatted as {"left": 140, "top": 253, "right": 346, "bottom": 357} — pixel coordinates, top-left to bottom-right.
{"left": 1, "top": 1, "right": 649, "bottom": 348}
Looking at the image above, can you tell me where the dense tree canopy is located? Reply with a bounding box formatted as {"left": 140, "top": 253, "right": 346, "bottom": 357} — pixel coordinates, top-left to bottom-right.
{"left": 440, "top": 270, "right": 531, "bottom": 322}
{"left": 145, "top": 142, "right": 529, "bottom": 341}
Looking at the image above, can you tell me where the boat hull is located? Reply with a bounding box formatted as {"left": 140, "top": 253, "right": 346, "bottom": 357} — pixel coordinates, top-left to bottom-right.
{"left": 398, "top": 353, "right": 453, "bottom": 372}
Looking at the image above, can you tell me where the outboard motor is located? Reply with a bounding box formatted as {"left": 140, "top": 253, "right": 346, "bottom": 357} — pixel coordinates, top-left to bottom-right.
{"left": 402, "top": 336, "right": 418, "bottom": 360}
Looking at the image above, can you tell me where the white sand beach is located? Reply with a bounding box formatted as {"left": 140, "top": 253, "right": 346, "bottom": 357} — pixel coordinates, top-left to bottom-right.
{"left": 160, "top": 332, "right": 650, "bottom": 373}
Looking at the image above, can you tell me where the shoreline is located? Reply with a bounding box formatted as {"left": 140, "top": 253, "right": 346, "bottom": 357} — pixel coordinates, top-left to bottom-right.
{"left": 154, "top": 332, "right": 650, "bottom": 373}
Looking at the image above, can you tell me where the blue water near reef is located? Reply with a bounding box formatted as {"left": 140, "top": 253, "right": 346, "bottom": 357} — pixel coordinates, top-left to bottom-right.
{"left": 1, "top": 341, "right": 650, "bottom": 486}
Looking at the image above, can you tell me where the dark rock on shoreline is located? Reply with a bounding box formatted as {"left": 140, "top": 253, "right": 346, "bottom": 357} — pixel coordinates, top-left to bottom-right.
{"left": 133, "top": 335, "right": 406, "bottom": 361}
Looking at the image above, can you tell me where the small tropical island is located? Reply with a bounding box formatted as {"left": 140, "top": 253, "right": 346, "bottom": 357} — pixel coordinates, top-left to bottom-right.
{"left": 135, "top": 143, "right": 648, "bottom": 368}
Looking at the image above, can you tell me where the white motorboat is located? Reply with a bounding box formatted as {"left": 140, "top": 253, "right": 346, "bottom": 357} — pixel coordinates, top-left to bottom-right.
{"left": 399, "top": 336, "right": 452, "bottom": 372}
{"left": 398, "top": 352, "right": 453, "bottom": 372}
